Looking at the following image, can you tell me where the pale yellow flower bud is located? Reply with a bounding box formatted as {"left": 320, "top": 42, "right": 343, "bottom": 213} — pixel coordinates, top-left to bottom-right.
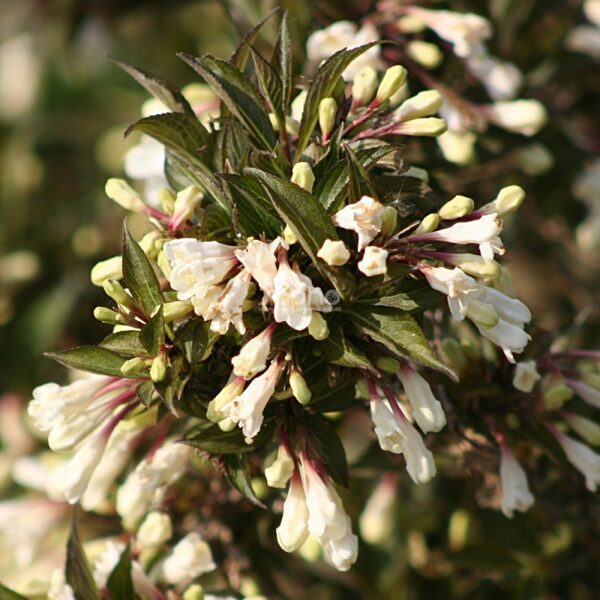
{"left": 182, "top": 584, "right": 204, "bottom": 600}
{"left": 150, "top": 354, "right": 167, "bottom": 383}
{"left": 376, "top": 66, "right": 408, "bottom": 103}
{"left": 218, "top": 417, "right": 237, "bottom": 432}
{"left": 318, "top": 97, "right": 337, "bottom": 138}
{"left": 397, "top": 117, "right": 447, "bottom": 137}
{"left": 308, "top": 312, "right": 329, "bottom": 340}
{"left": 381, "top": 206, "right": 398, "bottom": 237}
{"left": 120, "top": 357, "right": 147, "bottom": 376}
{"left": 159, "top": 188, "right": 176, "bottom": 214}
{"left": 264, "top": 444, "right": 295, "bottom": 488}
{"left": 283, "top": 225, "right": 298, "bottom": 245}
{"left": 494, "top": 185, "right": 525, "bottom": 216}
{"left": 291, "top": 162, "right": 315, "bottom": 193}
{"left": 93, "top": 306, "right": 126, "bottom": 325}
{"left": 103, "top": 279, "right": 134, "bottom": 309}
{"left": 406, "top": 40, "right": 443, "bottom": 69}
{"left": 396, "top": 90, "right": 444, "bottom": 123}
{"left": 352, "top": 66, "right": 378, "bottom": 106}
{"left": 465, "top": 300, "right": 499, "bottom": 329}
{"left": 91, "top": 256, "right": 122, "bottom": 286}
{"left": 438, "top": 195, "right": 475, "bottom": 220}
{"left": 414, "top": 213, "right": 440, "bottom": 235}
{"left": 542, "top": 383, "right": 573, "bottom": 410}
{"left": 105, "top": 178, "right": 146, "bottom": 212}
{"left": 290, "top": 369, "right": 312, "bottom": 405}
{"left": 207, "top": 378, "right": 245, "bottom": 422}
{"left": 565, "top": 413, "right": 600, "bottom": 446}
{"left": 163, "top": 300, "right": 194, "bottom": 323}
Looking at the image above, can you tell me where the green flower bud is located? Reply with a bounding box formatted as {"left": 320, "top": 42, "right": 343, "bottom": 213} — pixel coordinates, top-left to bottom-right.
{"left": 352, "top": 66, "right": 378, "bottom": 106}
{"left": 565, "top": 413, "right": 600, "bottom": 446}
{"left": 103, "top": 279, "right": 134, "bottom": 308}
{"left": 291, "top": 162, "right": 315, "bottom": 193}
{"left": 376, "top": 65, "right": 408, "bottom": 103}
{"left": 182, "top": 584, "right": 204, "bottom": 600}
{"left": 582, "top": 372, "right": 600, "bottom": 391}
{"left": 308, "top": 312, "right": 329, "bottom": 341}
{"left": 163, "top": 300, "right": 194, "bottom": 323}
{"left": 93, "top": 306, "right": 126, "bottom": 325}
{"left": 150, "top": 354, "right": 167, "bottom": 383}
{"left": 105, "top": 178, "right": 146, "bottom": 212}
{"left": 91, "top": 256, "right": 122, "bottom": 286}
{"left": 158, "top": 188, "right": 176, "bottom": 214}
{"left": 375, "top": 357, "right": 400, "bottom": 372}
{"left": 120, "top": 357, "right": 147, "bottom": 376}
{"left": 542, "top": 384, "right": 573, "bottom": 410}
{"left": 318, "top": 97, "right": 337, "bottom": 138}
{"left": 290, "top": 369, "right": 312, "bottom": 405}
{"left": 465, "top": 300, "right": 499, "bottom": 329}
{"left": 406, "top": 40, "right": 443, "bottom": 69}
{"left": 414, "top": 213, "right": 440, "bottom": 234}
{"left": 438, "top": 195, "right": 475, "bottom": 220}
{"left": 380, "top": 206, "right": 398, "bottom": 237}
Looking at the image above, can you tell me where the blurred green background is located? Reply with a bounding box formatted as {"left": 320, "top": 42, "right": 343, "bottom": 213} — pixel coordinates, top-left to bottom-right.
{"left": 0, "top": 0, "right": 598, "bottom": 598}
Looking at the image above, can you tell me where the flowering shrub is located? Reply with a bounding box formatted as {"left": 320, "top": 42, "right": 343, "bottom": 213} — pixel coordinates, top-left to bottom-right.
{"left": 1, "top": 4, "right": 598, "bottom": 599}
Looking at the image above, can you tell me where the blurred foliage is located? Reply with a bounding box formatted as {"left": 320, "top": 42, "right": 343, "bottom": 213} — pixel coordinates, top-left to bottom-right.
{"left": 0, "top": 0, "right": 598, "bottom": 598}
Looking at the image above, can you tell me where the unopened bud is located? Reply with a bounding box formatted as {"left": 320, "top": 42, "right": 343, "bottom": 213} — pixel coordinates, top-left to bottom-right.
{"left": 158, "top": 188, "right": 176, "bottom": 214}
{"left": 352, "top": 66, "right": 378, "bottom": 106}
{"left": 565, "top": 413, "right": 600, "bottom": 446}
{"left": 283, "top": 225, "right": 298, "bottom": 245}
{"left": 406, "top": 40, "right": 443, "bottom": 69}
{"left": 438, "top": 195, "right": 475, "bottom": 220}
{"left": 207, "top": 378, "right": 245, "bottom": 422}
{"left": 395, "top": 90, "right": 443, "bottom": 123}
{"left": 94, "top": 306, "right": 126, "bottom": 325}
{"left": 290, "top": 369, "right": 312, "bottom": 405}
{"left": 582, "top": 372, "right": 600, "bottom": 391}
{"left": 542, "top": 383, "right": 573, "bottom": 410}
{"left": 397, "top": 15, "right": 426, "bottom": 33}
{"left": 487, "top": 99, "right": 547, "bottom": 136}
{"left": 414, "top": 213, "right": 440, "bottom": 235}
{"left": 157, "top": 251, "right": 171, "bottom": 278}
{"left": 139, "top": 231, "right": 163, "bottom": 259}
{"left": 91, "top": 256, "right": 122, "bottom": 286}
{"left": 264, "top": 444, "right": 295, "bottom": 488}
{"left": 396, "top": 117, "right": 447, "bottom": 137}
{"left": 308, "top": 312, "right": 329, "bottom": 340}
{"left": 448, "top": 509, "right": 471, "bottom": 551}
{"left": 163, "top": 300, "right": 193, "bottom": 323}
{"left": 515, "top": 143, "right": 554, "bottom": 175}
{"left": 183, "top": 585, "right": 204, "bottom": 600}
{"left": 494, "top": 185, "right": 525, "bottom": 216}
{"left": 291, "top": 162, "right": 315, "bottom": 193}
{"left": 318, "top": 98, "right": 337, "bottom": 138}
{"left": 465, "top": 300, "right": 499, "bottom": 329}
{"left": 137, "top": 512, "right": 172, "bottom": 550}
{"left": 150, "top": 354, "right": 167, "bottom": 383}
{"left": 120, "top": 357, "right": 147, "bottom": 376}
{"left": 443, "top": 253, "right": 500, "bottom": 280}
{"left": 437, "top": 129, "right": 476, "bottom": 165}
{"left": 218, "top": 417, "right": 236, "bottom": 432}
{"left": 103, "top": 279, "right": 134, "bottom": 308}
{"left": 381, "top": 206, "right": 398, "bottom": 237}
{"left": 389, "top": 83, "right": 410, "bottom": 107}
{"left": 376, "top": 66, "right": 408, "bottom": 103}
{"left": 317, "top": 239, "right": 350, "bottom": 266}
{"left": 375, "top": 357, "right": 400, "bottom": 372}
{"left": 172, "top": 185, "right": 202, "bottom": 226}
{"left": 512, "top": 360, "right": 541, "bottom": 393}
{"left": 105, "top": 178, "right": 146, "bottom": 212}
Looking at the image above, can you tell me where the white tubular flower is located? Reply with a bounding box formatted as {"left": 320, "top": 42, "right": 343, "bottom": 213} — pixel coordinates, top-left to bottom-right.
{"left": 400, "top": 417, "right": 437, "bottom": 485}
{"left": 265, "top": 443, "right": 295, "bottom": 489}
{"left": 162, "top": 532, "right": 216, "bottom": 584}
{"left": 332, "top": 196, "right": 384, "bottom": 251}
{"left": 554, "top": 430, "right": 600, "bottom": 492}
{"left": 567, "top": 380, "right": 600, "bottom": 409}
{"left": 301, "top": 457, "right": 358, "bottom": 571}
{"left": 394, "top": 90, "right": 443, "bottom": 123}
{"left": 398, "top": 365, "right": 446, "bottom": 433}
{"left": 359, "top": 474, "right": 397, "bottom": 544}
{"left": 512, "top": 361, "right": 541, "bottom": 393}
{"left": 486, "top": 99, "right": 548, "bottom": 136}
{"left": 137, "top": 512, "right": 172, "bottom": 550}
{"left": 29, "top": 374, "right": 117, "bottom": 451}
{"left": 465, "top": 53, "right": 523, "bottom": 101}
{"left": 370, "top": 396, "right": 406, "bottom": 453}
{"left": 235, "top": 238, "right": 283, "bottom": 298}
{"left": 358, "top": 246, "right": 388, "bottom": 277}
{"left": 407, "top": 7, "right": 491, "bottom": 58}
{"left": 276, "top": 472, "right": 309, "bottom": 552}
{"left": 164, "top": 238, "right": 238, "bottom": 301}
{"left": 116, "top": 471, "right": 160, "bottom": 531}
{"left": 53, "top": 429, "right": 111, "bottom": 504}
{"left": 317, "top": 239, "right": 350, "bottom": 266}
{"left": 81, "top": 426, "right": 137, "bottom": 511}
{"left": 499, "top": 446, "right": 534, "bottom": 517}
{"left": 421, "top": 266, "right": 483, "bottom": 319}
{"left": 306, "top": 21, "right": 382, "bottom": 79}
{"left": 413, "top": 213, "right": 503, "bottom": 260}
{"left": 224, "top": 359, "right": 284, "bottom": 443}
{"left": 204, "top": 269, "right": 251, "bottom": 335}
{"left": 232, "top": 324, "right": 275, "bottom": 380}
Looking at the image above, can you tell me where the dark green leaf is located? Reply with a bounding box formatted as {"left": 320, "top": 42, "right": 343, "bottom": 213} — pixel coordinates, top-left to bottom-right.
{"left": 345, "top": 144, "right": 377, "bottom": 203}
{"left": 272, "top": 12, "right": 293, "bottom": 113}
{"left": 46, "top": 346, "right": 128, "bottom": 377}
{"left": 223, "top": 454, "right": 267, "bottom": 509}
{"left": 112, "top": 59, "right": 195, "bottom": 115}
{"left": 180, "top": 320, "right": 221, "bottom": 364}
{"left": 122, "top": 226, "right": 162, "bottom": 317}
{"left": 230, "top": 9, "right": 278, "bottom": 70}
{"left": 245, "top": 168, "right": 356, "bottom": 299}
{"left": 296, "top": 43, "right": 379, "bottom": 158}
{"left": 248, "top": 44, "right": 283, "bottom": 122}
{"left": 154, "top": 353, "right": 188, "bottom": 415}
{"left": 66, "top": 515, "right": 101, "bottom": 600}
{"left": 358, "top": 287, "right": 442, "bottom": 314}
{"left": 304, "top": 413, "right": 349, "bottom": 487}
{"left": 184, "top": 421, "right": 256, "bottom": 454}
{"left": 140, "top": 305, "right": 164, "bottom": 355}
{"left": 350, "top": 306, "right": 457, "bottom": 380}
{"left": 100, "top": 330, "right": 148, "bottom": 357}
{"left": 136, "top": 380, "right": 155, "bottom": 408}
{"left": 0, "top": 583, "right": 28, "bottom": 599}
{"left": 106, "top": 545, "right": 134, "bottom": 599}
{"left": 310, "top": 378, "right": 360, "bottom": 412}
{"left": 179, "top": 53, "right": 276, "bottom": 150}
{"left": 319, "top": 324, "right": 377, "bottom": 374}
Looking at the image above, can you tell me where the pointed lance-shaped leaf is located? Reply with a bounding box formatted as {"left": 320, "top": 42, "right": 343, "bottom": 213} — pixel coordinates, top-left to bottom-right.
{"left": 66, "top": 514, "right": 101, "bottom": 600}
